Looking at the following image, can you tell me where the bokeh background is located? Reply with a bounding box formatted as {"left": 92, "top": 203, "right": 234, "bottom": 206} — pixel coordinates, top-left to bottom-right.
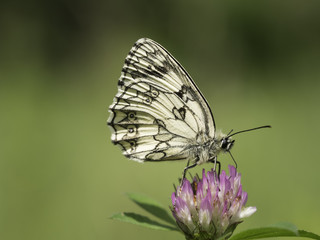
{"left": 1, "top": 0, "right": 320, "bottom": 239}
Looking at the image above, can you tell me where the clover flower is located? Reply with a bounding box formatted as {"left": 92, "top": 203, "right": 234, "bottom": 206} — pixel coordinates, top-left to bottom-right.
{"left": 171, "top": 165, "right": 256, "bottom": 240}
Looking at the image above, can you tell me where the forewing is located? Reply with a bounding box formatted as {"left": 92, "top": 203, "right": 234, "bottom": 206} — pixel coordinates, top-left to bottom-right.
{"left": 108, "top": 38, "right": 215, "bottom": 162}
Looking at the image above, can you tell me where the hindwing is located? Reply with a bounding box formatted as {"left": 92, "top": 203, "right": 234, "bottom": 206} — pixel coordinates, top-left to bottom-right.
{"left": 108, "top": 38, "right": 215, "bottom": 162}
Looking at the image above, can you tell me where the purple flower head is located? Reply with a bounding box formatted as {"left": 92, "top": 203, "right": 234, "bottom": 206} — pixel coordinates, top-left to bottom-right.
{"left": 171, "top": 166, "right": 256, "bottom": 240}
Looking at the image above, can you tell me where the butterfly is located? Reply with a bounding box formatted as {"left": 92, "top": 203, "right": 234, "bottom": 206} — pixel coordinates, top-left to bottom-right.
{"left": 107, "top": 38, "right": 270, "bottom": 178}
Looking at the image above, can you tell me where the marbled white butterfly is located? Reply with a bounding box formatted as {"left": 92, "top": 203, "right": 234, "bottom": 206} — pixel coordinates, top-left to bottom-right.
{"left": 108, "top": 38, "right": 270, "bottom": 178}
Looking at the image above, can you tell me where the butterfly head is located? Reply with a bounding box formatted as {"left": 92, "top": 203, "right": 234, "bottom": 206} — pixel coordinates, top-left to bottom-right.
{"left": 218, "top": 125, "right": 272, "bottom": 153}
{"left": 220, "top": 136, "right": 235, "bottom": 152}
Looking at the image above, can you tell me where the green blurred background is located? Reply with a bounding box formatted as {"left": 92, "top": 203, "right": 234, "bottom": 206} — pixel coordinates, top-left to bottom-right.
{"left": 1, "top": 0, "right": 320, "bottom": 239}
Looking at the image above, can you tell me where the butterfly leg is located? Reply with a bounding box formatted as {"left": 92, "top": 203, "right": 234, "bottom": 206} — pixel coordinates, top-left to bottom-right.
{"left": 209, "top": 157, "right": 221, "bottom": 176}
{"left": 181, "top": 160, "right": 197, "bottom": 183}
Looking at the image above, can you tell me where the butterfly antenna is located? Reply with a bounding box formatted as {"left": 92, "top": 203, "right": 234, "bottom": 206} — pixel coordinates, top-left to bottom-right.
{"left": 228, "top": 151, "right": 238, "bottom": 169}
{"left": 228, "top": 125, "right": 271, "bottom": 137}
{"left": 227, "top": 129, "right": 234, "bottom": 136}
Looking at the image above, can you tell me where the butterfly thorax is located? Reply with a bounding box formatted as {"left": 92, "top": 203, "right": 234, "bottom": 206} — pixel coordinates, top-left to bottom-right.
{"left": 193, "top": 131, "right": 234, "bottom": 165}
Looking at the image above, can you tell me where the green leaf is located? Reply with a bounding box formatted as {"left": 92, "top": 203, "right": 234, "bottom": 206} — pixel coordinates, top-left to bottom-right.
{"left": 229, "top": 222, "right": 320, "bottom": 240}
{"left": 298, "top": 230, "right": 320, "bottom": 240}
{"left": 126, "top": 192, "right": 176, "bottom": 226}
{"left": 110, "top": 212, "right": 179, "bottom": 231}
{"left": 270, "top": 222, "right": 298, "bottom": 234}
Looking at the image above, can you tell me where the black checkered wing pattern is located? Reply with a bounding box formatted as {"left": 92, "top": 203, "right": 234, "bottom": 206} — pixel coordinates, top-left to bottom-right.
{"left": 108, "top": 38, "right": 215, "bottom": 162}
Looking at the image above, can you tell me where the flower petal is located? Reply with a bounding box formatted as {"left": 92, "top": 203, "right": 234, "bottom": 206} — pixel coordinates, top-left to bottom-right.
{"left": 171, "top": 165, "right": 255, "bottom": 239}
{"left": 171, "top": 192, "right": 176, "bottom": 206}
{"left": 239, "top": 206, "right": 257, "bottom": 218}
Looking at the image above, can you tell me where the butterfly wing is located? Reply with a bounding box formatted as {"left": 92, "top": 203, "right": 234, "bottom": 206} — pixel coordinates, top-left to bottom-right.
{"left": 108, "top": 38, "right": 215, "bottom": 162}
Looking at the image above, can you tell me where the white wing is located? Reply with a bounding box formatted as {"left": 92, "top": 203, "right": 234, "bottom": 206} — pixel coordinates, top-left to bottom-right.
{"left": 108, "top": 38, "right": 215, "bottom": 162}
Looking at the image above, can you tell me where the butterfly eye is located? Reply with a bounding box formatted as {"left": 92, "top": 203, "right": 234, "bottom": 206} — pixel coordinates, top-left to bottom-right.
{"left": 221, "top": 139, "right": 228, "bottom": 149}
